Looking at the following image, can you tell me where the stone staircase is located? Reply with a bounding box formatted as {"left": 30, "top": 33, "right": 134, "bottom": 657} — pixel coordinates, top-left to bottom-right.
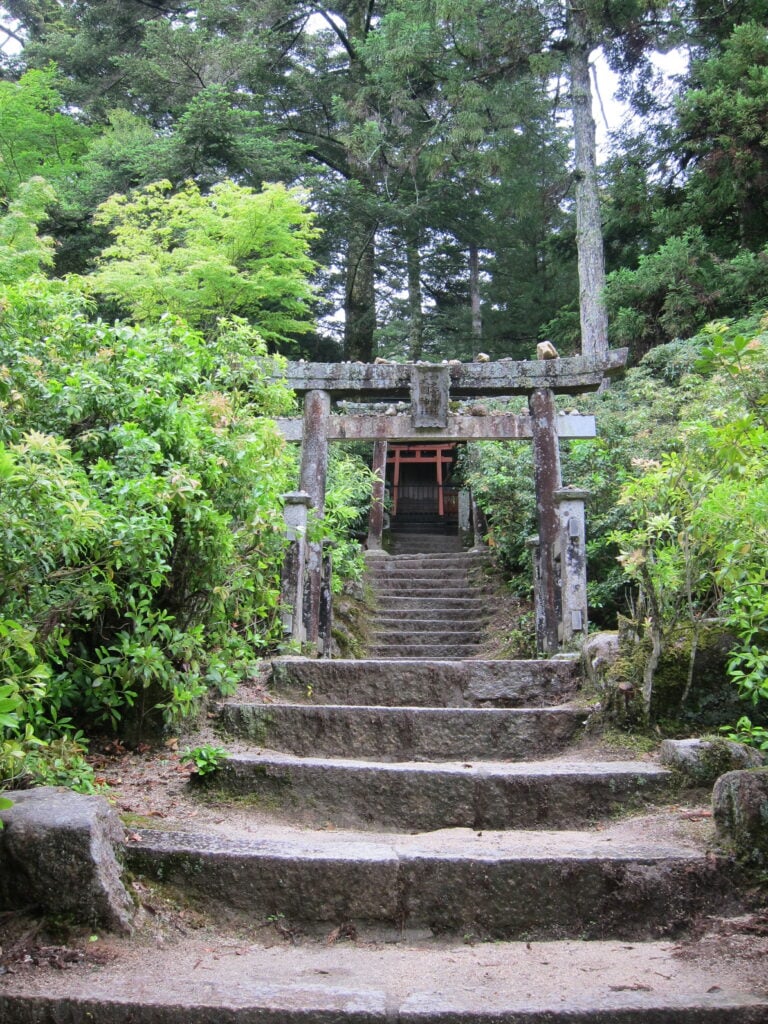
{"left": 126, "top": 656, "right": 729, "bottom": 938}
{"left": 366, "top": 550, "right": 490, "bottom": 658}
{"left": 388, "top": 503, "right": 463, "bottom": 556}
{"left": 3, "top": 551, "right": 765, "bottom": 1018}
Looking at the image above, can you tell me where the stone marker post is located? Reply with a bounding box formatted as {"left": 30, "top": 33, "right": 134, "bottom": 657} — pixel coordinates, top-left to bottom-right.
{"left": 366, "top": 439, "right": 388, "bottom": 552}
{"left": 280, "top": 491, "right": 312, "bottom": 643}
{"left": 299, "top": 390, "right": 331, "bottom": 649}
{"left": 319, "top": 542, "right": 334, "bottom": 658}
{"left": 526, "top": 534, "right": 544, "bottom": 649}
{"left": 555, "top": 487, "right": 590, "bottom": 644}
{"left": 470, "top": 494, "right": 488, "bottom": 552}
{"left": 529, "top": 387, "right": 563, "bottom": 654}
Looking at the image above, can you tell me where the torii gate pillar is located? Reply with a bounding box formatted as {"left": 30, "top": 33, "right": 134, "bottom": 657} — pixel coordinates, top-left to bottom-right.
{"left": 366, "top": 439, "right": 388, "bottom": 552}
{"left": 299, "top": 390, "right": 330, "bottom": 648}
{"left": 529, "top": 388, "right": 562, "bottom": 654}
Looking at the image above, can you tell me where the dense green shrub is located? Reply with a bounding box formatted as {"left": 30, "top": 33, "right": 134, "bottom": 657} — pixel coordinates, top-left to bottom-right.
{"left": 610, "top": 317, "right": 768, "bottom": 730}
{"left": 0, "top": 276, "right": 296, "bottom": 760}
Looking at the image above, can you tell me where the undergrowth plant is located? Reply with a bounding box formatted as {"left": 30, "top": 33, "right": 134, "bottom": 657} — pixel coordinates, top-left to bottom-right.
{"left": 611, "top": 318, "right": 768, "bottom": 731}
{"left": 0, "top": 275, "right": 299, "bottom": 778}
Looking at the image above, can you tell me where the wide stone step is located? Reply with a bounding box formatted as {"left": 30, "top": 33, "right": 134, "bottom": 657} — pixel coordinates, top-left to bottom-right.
{"left": 367, "top": 566, "right": 472, "bottom": 580}
{"left": 372, "top": 578, "right": 489, "bottom": 595}
{"left": 374, "top": 596, "right": 489, "bottom": 612}
{"left": 390, "top": 541, "right": 465, "bottom": 553}
{"left": 372, "top": 628, "right": 484, "bottom": 646}
{"left": 374, "top": 618, "right": 487, "bottom": 633}
{"left": 389, "top": 544, "right": 465, "bottom": 553}
{"left": 124, "top": 824, "right": 734, "bottom": 941}
{"left": 370, "top": 576, "right": 472, "bottom": 590}
{"left": 3, "top": 938, "right": 765, "bottom": 1023}
{"left": 368, "top": 643, "right": 483, "bottom": 658}
{"left": 269, "top": 657, "right": 580, "bottom": 707}
{"left": 375, "top": 609, "right": 488, "bottom": 623}
{"left": 205, "top": 751, "right": 672, "bottom": 831}
{"left": 371, "top": 552, "right": 490, "bottom": 566}
{"left": 217, "top": 704, "right": 587, "bottom": 761}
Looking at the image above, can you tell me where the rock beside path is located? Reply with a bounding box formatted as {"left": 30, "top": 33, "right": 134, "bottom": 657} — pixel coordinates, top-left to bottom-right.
{"left": 0, "top": 787, "right": 134, "bottom": 933}
{"left": 660, "top": 739, "right": 765, "bottom": 786}
{"left": 712, "top": 768, "right": 768, "bottom": 865}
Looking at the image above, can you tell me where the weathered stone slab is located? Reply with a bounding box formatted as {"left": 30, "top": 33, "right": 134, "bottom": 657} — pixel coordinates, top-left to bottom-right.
{"left": 712, "top": 768, "right": 768, "bottom": 864}
{"left": 127, "top": 830, "right": 402, "bottom": 924}
{"left": 371, "top": 577, "right": 480, "bottom": 594}
{"left": 268, "top": 658, "right": 580, "bottom": 708}
{"left": 2, "top": 939, "right": 767, "bottom": 1024}
{"left": 372, "top": 608, "right": 486, "bottom": 624}
{"left": 218, "top": 704, "right": 587, "bottom": 761}
{"left": 205, "top": 752, "right": 672, "bottom": 831}
{"left": 275, "top": 412, "right": 597, "bottom": 442}
{"left": 125, "top": 824, "right": 729, "bottom": 940}
{"left": 371, "top": 628, "right": 484, "bottom": 647}
{"left": 366, "top": 565, "right": 472, "bottom": 580}
{"left": 279, "top": 351, "right": 628, "bottom": 398}
{"left": 367, "top": 644, "right": 483, "bottom": 658}
{"left": 411, "top": 364, "right": 450, "bottom": 426}
{"left": 660, "top": 739, "right": 765, "bottom": 786}
{"left": 0, "top": 787, "right": 134, "bottom": 933}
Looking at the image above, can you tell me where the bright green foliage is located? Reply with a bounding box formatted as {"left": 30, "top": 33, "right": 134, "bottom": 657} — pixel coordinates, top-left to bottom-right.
{"left": 315, "top": 447, "right": 376, "bottom": 593}
{"left": 0, "top": 67, "right": 90, "bottom": 203}
{"left": 0, "top": 177, "right": 57, "bottom": 282}
{"left": 466, "top": 321, "right": 768, "bottom": 737}
{"left": 605, "top": 229, "right": 768, "bottom": 357}
{"left": 0, "top": 275, "right": 296, "bottom": 758}
{"left": 88, "top": 179, "right": 319, "bottom": 344}
{"left": 611, "top": 319, "right": 768, "bottom": 722}
{"left": 722, "top": 716, "right": 768, "bottom": 751}
{"left": 182, "top": 743, "right": 228, "bottom": 776}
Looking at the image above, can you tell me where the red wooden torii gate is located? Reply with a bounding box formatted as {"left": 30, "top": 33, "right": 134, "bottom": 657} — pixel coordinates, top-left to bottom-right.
{"left": 387, "top": 443, "right": 455, "bottom": 517}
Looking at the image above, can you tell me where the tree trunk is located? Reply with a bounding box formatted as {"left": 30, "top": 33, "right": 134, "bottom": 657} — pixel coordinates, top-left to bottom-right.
{"left": 406, "top": 229, "right": 424, "bottom": 360}
{"left": 341, "top": 3, "right": 380, "bottom": 363}
{"left": 344, "top": 211, "right": 377, "bottom": 361}
{"left": 469, "top": 241, "right": 482, "bottom": 342}
{"left": 567, "top": 1, "right": 608, "bottom": 361}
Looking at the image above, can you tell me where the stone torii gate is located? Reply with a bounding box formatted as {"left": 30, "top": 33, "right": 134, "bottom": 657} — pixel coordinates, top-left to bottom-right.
{"left": 274, "top": 349, "right": 627, "bottom": 656}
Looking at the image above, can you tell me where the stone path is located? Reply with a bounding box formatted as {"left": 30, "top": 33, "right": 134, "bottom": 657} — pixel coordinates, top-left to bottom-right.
{"left": 2, "top": 533, "right": 766, "bottom": 1021}
{"left": 365, "top": 551, "right": 491, "bottom": 658}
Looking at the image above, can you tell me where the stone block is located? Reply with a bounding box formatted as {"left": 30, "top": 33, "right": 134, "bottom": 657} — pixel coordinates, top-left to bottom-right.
{"left": 582, "top": 631, "right": 620, "bottom": 689}
{"left": 712, "top": 768, "right": 768, "bottom": 864}
{"left": 660, "top": 738, "right": 765, "bottom": 786}
{"left": 0, "top": 787, "right": 134, "bottom": 932}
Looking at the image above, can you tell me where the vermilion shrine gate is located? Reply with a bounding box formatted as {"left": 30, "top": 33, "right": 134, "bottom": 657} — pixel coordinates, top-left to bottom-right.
{"left": 274, "top": 349, "right": 627, "bottom": 657}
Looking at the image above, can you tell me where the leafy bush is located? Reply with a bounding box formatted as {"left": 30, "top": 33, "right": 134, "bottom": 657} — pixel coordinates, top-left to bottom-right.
{"left": 182, "top": 744, "right": 228, "bottom": 776}
{"left": 465, "top": 316, "right": 768, "bottom": 735}
{"left": 0, "top": 276, "right": 295, "bottom": 750}
{"left": 611, "top": 317, "right": 768, "bottom": 725}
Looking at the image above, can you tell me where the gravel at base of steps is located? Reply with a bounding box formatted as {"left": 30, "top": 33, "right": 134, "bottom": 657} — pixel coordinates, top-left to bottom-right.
{"left": 2, "top": 938, "right": 766, "bottom": 1023}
